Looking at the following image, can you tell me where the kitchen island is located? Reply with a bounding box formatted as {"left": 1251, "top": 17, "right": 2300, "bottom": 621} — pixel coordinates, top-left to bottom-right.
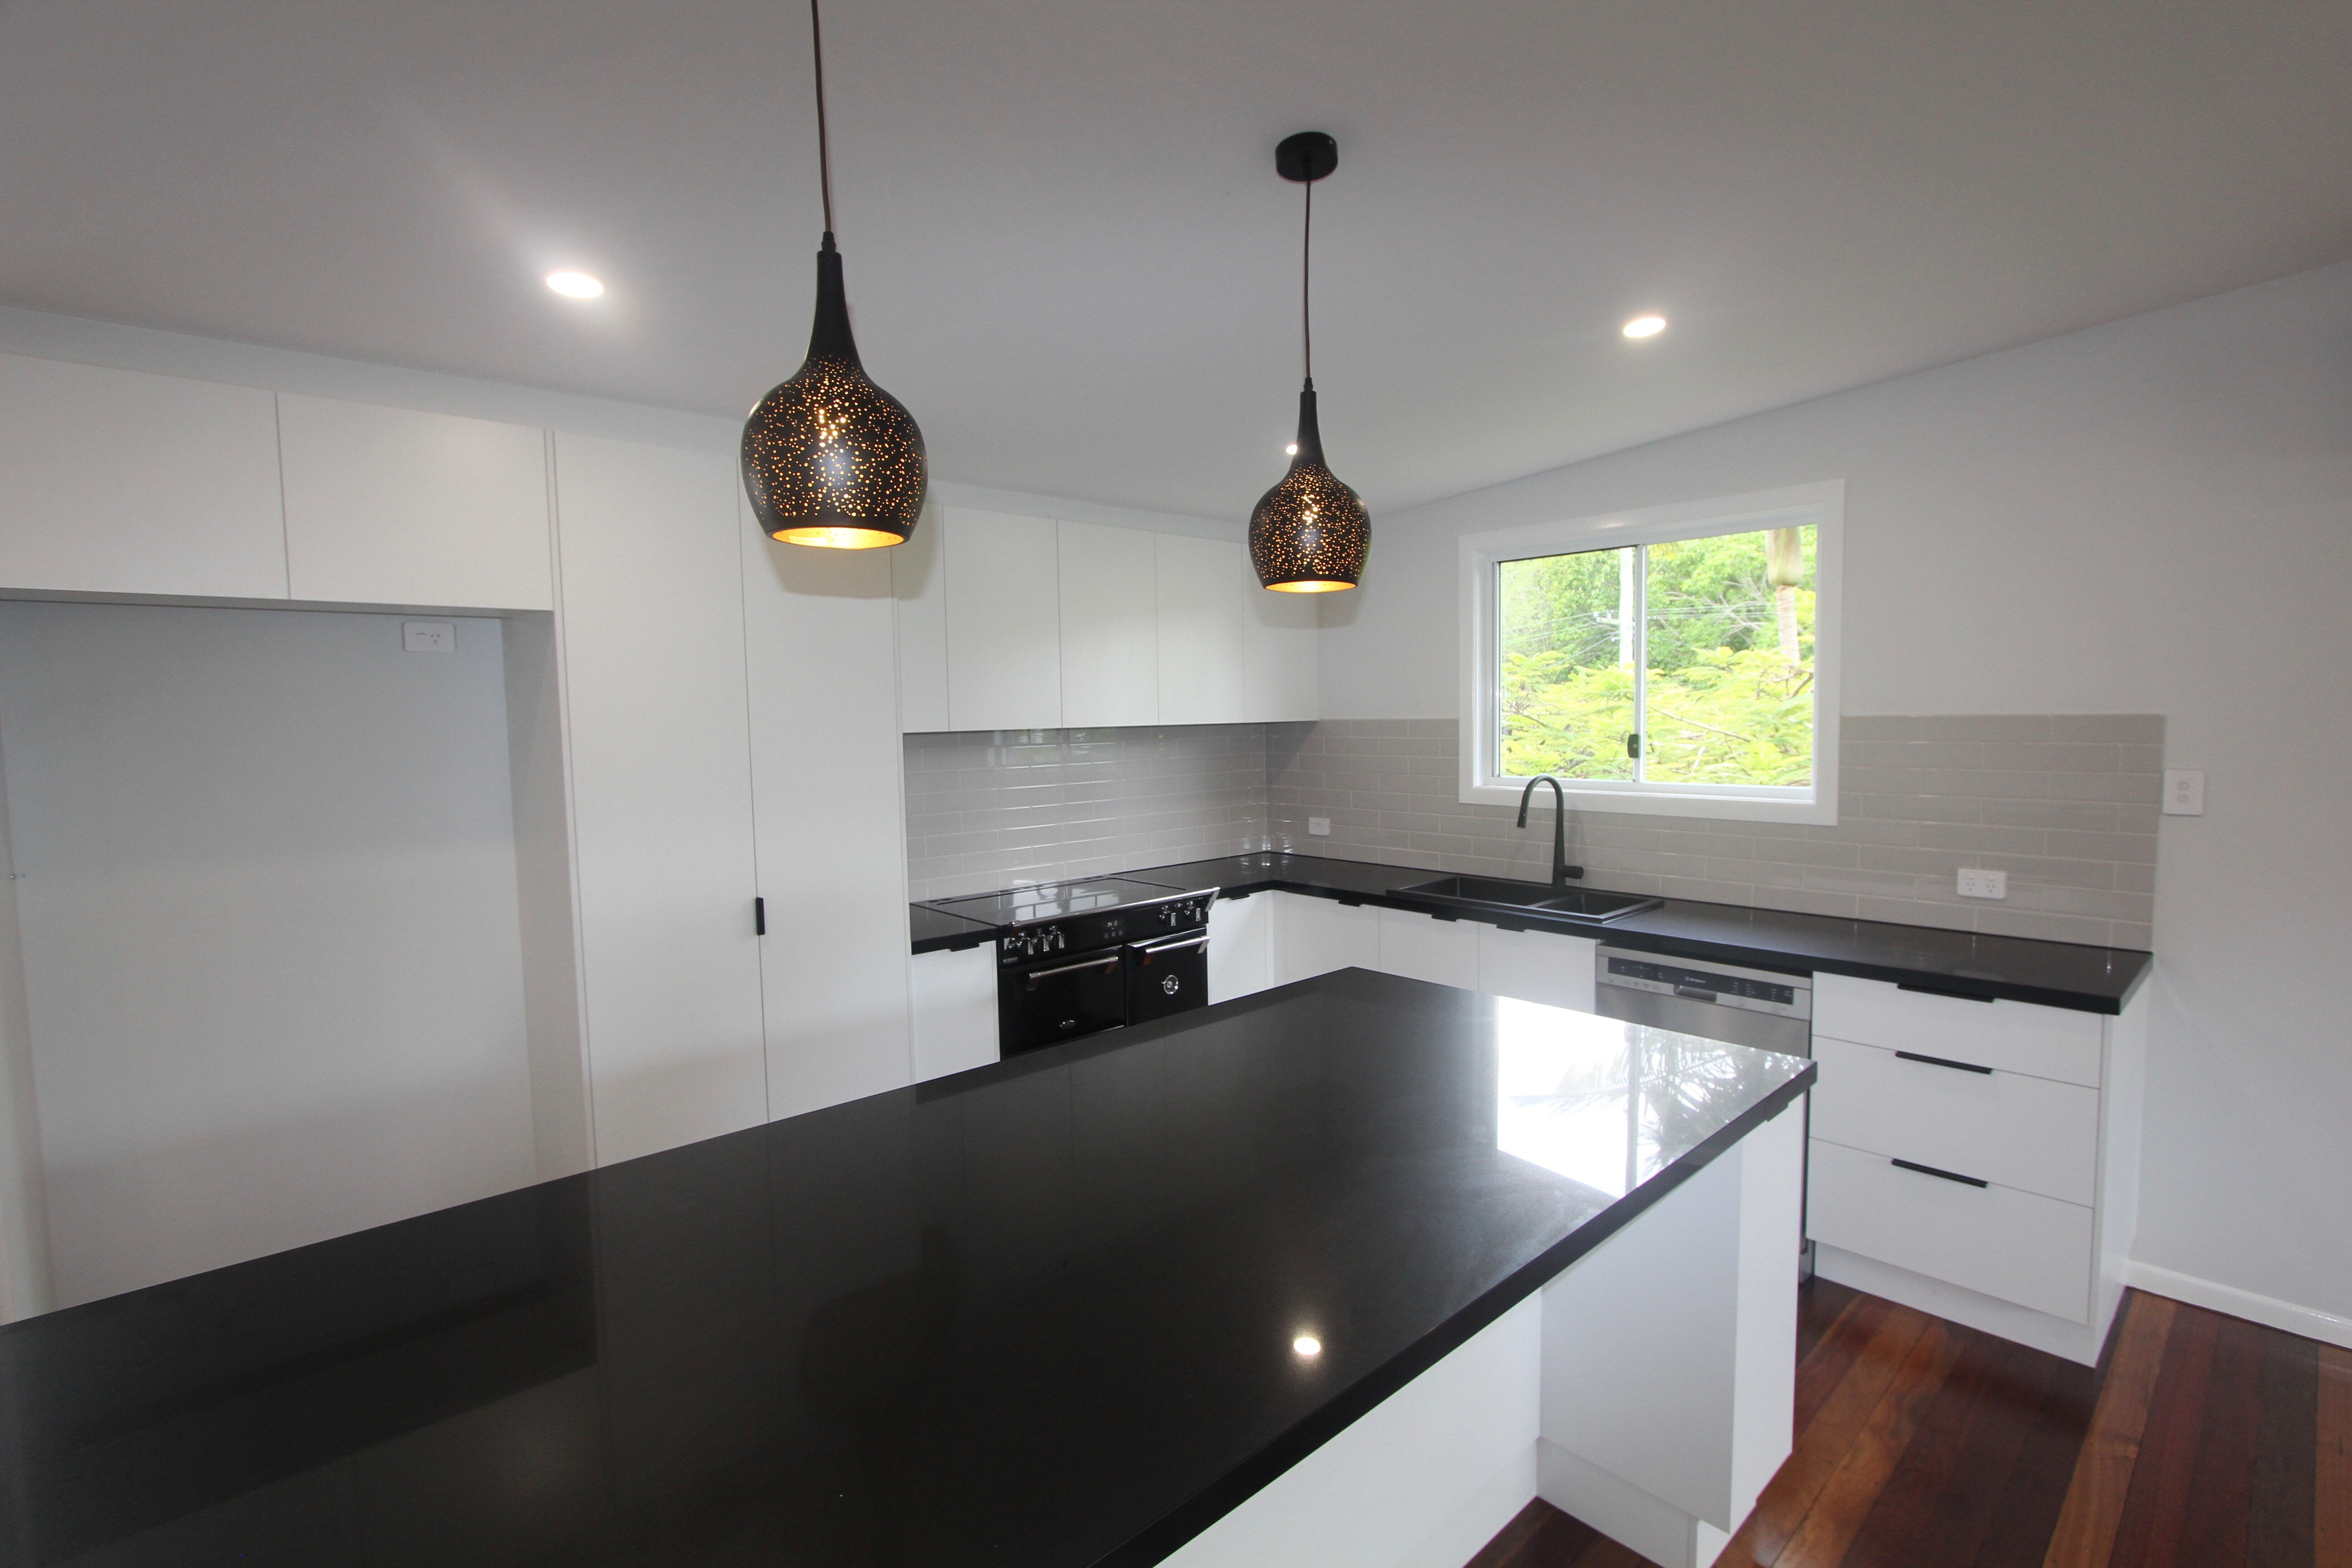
{"left": 0, "top": 970, "right": 1809, "bottom": 1568}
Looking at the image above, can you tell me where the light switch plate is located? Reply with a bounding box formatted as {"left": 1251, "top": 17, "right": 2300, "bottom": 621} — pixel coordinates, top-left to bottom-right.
{"left": 1956, "top": 868, "right": 2007, "bottom": 900}
{"left": 2162, "top": 769, "right": 2205, "bottom": 815}
{"left": 402, "top": 621, "right": 456, "bottom": 654}
{"left": 1308, "top": 816, "right": 1332, "bottom": 837}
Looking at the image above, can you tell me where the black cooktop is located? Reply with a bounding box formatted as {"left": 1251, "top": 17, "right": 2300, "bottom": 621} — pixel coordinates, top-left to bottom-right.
{"left": 926, "top": 875, "right": 1189, "bottom": 928}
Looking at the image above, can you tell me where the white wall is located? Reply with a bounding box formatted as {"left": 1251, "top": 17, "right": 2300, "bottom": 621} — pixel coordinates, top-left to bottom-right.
{"left": 0, "top": 602, "right": 538, "bottom": 1306}
{"left": 1321, "top": 260, "right": 2352, "bottom": 1328}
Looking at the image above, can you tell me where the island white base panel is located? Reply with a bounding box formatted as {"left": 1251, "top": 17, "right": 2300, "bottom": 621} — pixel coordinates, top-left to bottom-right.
{"left": 1813, "top": 1243, "right": 2121, "bottom": 1366}
{"left": 1166, "top": 1102, "right": 1803, "bottom": 1568}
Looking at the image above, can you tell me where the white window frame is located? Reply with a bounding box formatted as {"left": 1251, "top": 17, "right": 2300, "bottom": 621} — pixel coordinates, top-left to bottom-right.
{"left": 1457, "top": 480, "right": 1842, "bottom": 824}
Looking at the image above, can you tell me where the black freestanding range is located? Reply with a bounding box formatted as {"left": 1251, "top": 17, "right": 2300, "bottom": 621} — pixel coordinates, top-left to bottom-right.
{"left": 924, "top": 876, "right": 1218, "bottom": 1055}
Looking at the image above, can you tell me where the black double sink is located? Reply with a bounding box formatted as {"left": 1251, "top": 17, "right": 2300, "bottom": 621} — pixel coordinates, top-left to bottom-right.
{"left": 1395, "top": 875, "right": 1663, "bottom": 925}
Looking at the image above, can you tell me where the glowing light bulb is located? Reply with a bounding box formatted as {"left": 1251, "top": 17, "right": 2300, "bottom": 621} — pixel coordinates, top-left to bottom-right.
{"left": 1293, "top": 1334, "right": 1322, "bottom": 1357}
{"left": 1284, "top": 442, "right": 1299, "bottom": 456}
{"left": 1622, "top": 314, "right": 1666, "bottom": 339}
{"left": 546, "top": 271, "right": 605, "bottom": 299}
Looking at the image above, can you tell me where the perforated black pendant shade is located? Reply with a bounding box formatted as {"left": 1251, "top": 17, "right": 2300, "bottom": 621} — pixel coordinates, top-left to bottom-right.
{"left": 1250, "top": 382, "right": 1367, "bottom": 591}
{"left": 742, "top": 235, "right": 928, "bottom": 548}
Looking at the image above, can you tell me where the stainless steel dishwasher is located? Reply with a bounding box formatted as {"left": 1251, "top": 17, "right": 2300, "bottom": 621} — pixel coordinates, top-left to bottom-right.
{"left": 1593, "top": 945, "right": 1816, "bottom": 1276}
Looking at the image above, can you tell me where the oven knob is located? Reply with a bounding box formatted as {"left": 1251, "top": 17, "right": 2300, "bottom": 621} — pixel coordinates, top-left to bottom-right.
{"left": 1045, "top": 927, "right": 1064, "bottom": 952}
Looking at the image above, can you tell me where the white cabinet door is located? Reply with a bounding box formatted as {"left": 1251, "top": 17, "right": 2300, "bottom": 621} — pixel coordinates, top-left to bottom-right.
{"left": 912, "top": 946, "right": 998, "bottom": 1081}
{"left": 1477, "top": 926, "right": 1598, "bottom": 1012}
{"left": 1269, "top": 892, "right": 1380, "bottom": 985}
{"left": 1244, "top": 582, "right": 1319, "bottom": 722}
{"left": 741, "top": 526, "right": 913, "bottom": 1120}
{"left": 944, "top": 508, "right": 1061, "bottom": 731}
{"left": 1058, "top": 520, "right": 1158, "bottom": 727}
{"left": 891, "top": 500, "right": 950, "bottom": 732}
{"left": 1377, "top": 909, "right": 1480, "bottom": 989}
{"left": 553, "top": 434, "right": 766, "bottom": 1166}
{"left": 1207, "top": 893, "right": 1273, "bottom": 1003}
{"left": 0, "top": 354, "right": 286, "bottom": 599}
{"left": 278, "top": 394, "right": 551, "bottom": 610}
{"left": 1156, "top": 533, "right": 1249, "bottom": 725}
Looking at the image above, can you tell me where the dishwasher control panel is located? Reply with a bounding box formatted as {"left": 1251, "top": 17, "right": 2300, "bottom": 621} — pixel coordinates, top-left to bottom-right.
{"left": 1597, "top": 952, "right": 1813, "bottom": 1017}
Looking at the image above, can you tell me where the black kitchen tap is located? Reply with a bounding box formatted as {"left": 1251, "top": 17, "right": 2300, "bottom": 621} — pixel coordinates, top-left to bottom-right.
{"left": 1516, "top": 775, "right": 1584, "bottom": 888}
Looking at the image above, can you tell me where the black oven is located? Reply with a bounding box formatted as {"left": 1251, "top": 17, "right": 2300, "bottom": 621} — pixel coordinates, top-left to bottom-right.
{"left": 976, "top": 882, "right": 1218, "bottom": 1057}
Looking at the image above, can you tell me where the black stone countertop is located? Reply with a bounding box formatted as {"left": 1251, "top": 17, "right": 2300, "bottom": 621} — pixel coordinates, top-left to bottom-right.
{"left": 911, "top": 852, "right": 2153, "bottom": 1014}
{"left": 0, "top": 971, "right": 1810, "bottom": 1568}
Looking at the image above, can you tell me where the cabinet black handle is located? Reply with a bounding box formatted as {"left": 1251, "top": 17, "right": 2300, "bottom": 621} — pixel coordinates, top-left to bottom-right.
{"left": 1896, "top": 980, "right": 1994, "bottom": 1002}
{"left": 755, "top": 897, "right": 766, "bottom": 936}
{"left": 1891, "top": 1157, "right": 1989, "bottom": 1188}
{"left": 1894, "top": 1050, "right": 1994, "bottom": 1075}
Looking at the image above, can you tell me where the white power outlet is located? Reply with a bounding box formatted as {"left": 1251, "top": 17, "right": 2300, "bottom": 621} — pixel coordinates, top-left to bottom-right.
{"left": 2162, "top": 769, "right": 2205, "bottom": 816}
{"left": 1308, "top": 816, "right": 1332, "bottom": 837}
{"left": 1956, "top": 868, "right": 2007, "bottom": 900}
{"left": 402, "top": 621, "right": 456, "bottom": 654}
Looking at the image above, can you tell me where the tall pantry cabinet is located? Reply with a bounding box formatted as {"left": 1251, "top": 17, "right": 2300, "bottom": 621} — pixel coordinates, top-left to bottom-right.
{"left": 551, "top": 434, "right": 915, "bottom": 1166}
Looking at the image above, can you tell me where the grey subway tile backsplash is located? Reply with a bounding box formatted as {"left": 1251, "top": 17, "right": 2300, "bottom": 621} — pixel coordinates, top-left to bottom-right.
{"left": 905, "top": 714, "right": 2162, "bottom": 950}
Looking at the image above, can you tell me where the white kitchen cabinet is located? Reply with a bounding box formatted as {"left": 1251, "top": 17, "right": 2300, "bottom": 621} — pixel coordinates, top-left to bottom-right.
{"left": 1809, "top": 1035, "right": 2100, "bottom": 1206}
{"left": 1268, "top": 892, "right": 1380, "bottom": 985}
{"left": 891, "top": 500, "right": 951, "bottom": 732}
{"left": 1057, "top": 520, "right": 1158, "bottom": 727}
{"left": 1476, "top": 925, "right": 1598, "bottom": 1012}
{"left": 0, "top": 353, "right": 287, "bottom": 600}
{"left": 1207, "top": 893, "right": 1273, "bottom": 1003}
{"left": 277, "top": 393, "right": 552, "bottom": 610}
{"left": 552, "top": 433, "right": 766, "bottom": 1166}
{"left": 945, "top": 508, "right": 1062, "bottom": 731}
{"left": 1377, "top": 908, "right": 1480, "bottom": 989}
{"left": 1808, "top": 1138, "right": 2095, "bottom": 1323}
{"left": 911, "top": 945, "right": 999, "bottom": 1081}
{"left": 1807, "top": 971, "right": 2147, "bottom": 1364}
{"left": 740, "top": 525, "right": 914, "bottom": 1120}
{"left": 1243, "top": 582, "right": 1320, "bottom": 722}
{"left": 1155, "top": 533, "right": 1249, "bottom": 725}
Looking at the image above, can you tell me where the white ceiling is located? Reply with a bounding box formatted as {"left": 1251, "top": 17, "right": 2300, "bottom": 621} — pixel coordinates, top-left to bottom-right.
{"left": 3, "top": 1, "right": 2348, "bottom": 519}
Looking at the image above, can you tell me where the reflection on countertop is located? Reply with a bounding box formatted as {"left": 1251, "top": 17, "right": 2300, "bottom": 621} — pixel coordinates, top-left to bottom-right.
{"left": 0, "top": 970, "right": 1808, "bottom": 1568}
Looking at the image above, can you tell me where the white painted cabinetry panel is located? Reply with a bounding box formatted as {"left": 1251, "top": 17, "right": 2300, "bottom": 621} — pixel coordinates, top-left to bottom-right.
{"left": 1377, "top": 908, "right": 1480, "bottom": 990}
{"left": 1812, "top": 973, "right": 2102, "bottom": 1087}
{"left": 278, "top": 394, "right": 551, "bottom": 610}
{"left": 553, "top": 433, "right": 766, "bottom": 1166}
{"left": 911, "top": 945, "right": 998, "bottom": 1082}
{"left": 1207, "top": 893, "right": 1272, "bottom": 1004}
{"left": 1058, "top": 520, "right": 1158, "bottom": 727}
{"left": 1807, "top": 1137, "right": 2094, "bottom": 1323}
{"left": 1156, "top": 534, "right": 1249, "bottom": 725}
{"left": 1268, "top": 892, "right": 1380, "bottom": 985}
{"left": 945, "top": 508, "right": 1062, "bottom": 731}
{"left": 741, "top": 529, "right": 913, "bottom": 1120}
{"left": 1810, "top": 1035, "right": 2100, "bottom": 1205}
{"left": 1243, "top": 583, "right": 1319, "bottom": 722}
{"left": 891, "top": 501, "right": 949, "bottom": 732}
{"left": 1476, "top": 926, "right": 1598, "bottom": 1013}
{"left": 0, "top": 354, "right": 287, "bottom": 600}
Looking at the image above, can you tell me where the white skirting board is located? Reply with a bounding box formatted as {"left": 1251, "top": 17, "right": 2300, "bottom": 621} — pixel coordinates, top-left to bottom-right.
{"left": 2126, "top": 1260, "right": 2352, "bottom": 1351}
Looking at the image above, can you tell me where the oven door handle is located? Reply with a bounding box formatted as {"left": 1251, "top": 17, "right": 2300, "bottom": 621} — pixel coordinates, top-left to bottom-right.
{"left": 1134, "top": 933, "right": 1209, "bottom": 957}
{"left": 1024, "top": 954, "right": 1125, "bottom": 990}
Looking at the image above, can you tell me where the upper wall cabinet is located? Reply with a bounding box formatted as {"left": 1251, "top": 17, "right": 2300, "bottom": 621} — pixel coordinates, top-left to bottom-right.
{"left": 1058, "top": 520, "right": 1157, "bottom": 728}
{"left": 892, "top": 507, "right": 1319, "bottom": 733}
{"left": 0, "top": 354, "right": 287, "bottom": 600}
{"left": 278, "top": 394, "right": 552, "bottom": 611}
{"left": 943, "top": 509, "right": 1063, "bottom": 731}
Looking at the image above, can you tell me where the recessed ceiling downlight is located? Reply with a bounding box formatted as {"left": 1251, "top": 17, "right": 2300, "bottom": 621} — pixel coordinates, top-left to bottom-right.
{"left": 1622, "top": 314, "right": 1667, "bottom": 339}
{"left": 546, "top": 271, "right": 605, "bottom": 299}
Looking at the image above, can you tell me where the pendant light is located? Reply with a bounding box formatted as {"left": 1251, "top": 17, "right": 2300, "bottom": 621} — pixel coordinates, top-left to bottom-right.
{"left": 741, "top": 0, "right": 927, "bottom": 549}
{"left": 1249, "top": 132, "right": 1368, "bottom": 593}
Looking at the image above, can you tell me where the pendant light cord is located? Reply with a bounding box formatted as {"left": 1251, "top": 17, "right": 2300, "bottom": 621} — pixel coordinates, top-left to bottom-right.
{"left": 1301, "top": 179, "right": 1313, "bottom": 382}
{"left": 810, "top": 0, "right": 835, "bottom": 236}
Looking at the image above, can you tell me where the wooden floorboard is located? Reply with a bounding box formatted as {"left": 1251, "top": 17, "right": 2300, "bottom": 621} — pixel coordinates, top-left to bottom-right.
{"left": 1464, "top": 1283, "right": 2344, "bottom": 1568}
